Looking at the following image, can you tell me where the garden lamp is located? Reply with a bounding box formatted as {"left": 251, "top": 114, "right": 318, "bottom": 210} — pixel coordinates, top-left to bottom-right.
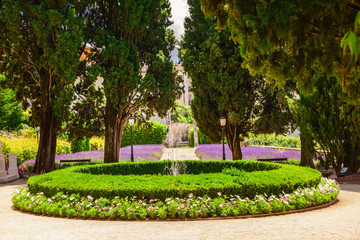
{"left": 129, "top": 116, "right": 135, "bottom": 162}
{"left": 220, "top": 116, "right": 226, "bottom": 160}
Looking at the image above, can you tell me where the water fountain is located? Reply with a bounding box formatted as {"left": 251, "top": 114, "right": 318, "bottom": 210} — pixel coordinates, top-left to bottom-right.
{"left": 163, "top": 161, "right": 187, "bottom": 176}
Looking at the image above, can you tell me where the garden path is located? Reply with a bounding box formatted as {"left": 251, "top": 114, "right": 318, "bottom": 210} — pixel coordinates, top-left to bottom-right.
{"left": 160, "top": 147, "right": 200, "bottom": 161}
{"left": 0, "top": 179, "right": 360, "bottom": 239}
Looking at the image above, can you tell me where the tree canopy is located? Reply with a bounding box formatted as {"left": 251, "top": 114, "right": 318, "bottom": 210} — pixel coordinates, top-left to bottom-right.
{"left": 0, "top": 0, "right": 89, "bottom": 173}
{"left": 289, "top": 73, "right": 360, "bottom": 174}
{"left": 181, "top": 0, "right": 294, "bottom": 160}
{"left": 74, "top": 0, "right": 182, "bottom": 163}
{"left": 200, "top": 0, "right": 360, "bottom": 99}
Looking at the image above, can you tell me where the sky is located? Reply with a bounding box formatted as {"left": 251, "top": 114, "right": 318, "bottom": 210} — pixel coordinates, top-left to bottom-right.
{"left": 169, "top": 0, "right": 189, "bottom": 62}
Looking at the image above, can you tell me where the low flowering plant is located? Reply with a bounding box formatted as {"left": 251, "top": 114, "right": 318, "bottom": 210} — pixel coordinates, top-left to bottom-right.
{"left": 4, "top": 158, "right": 24, "bottom": 177}
{"left": 195, "top": 144, "right": 300, "bottom": 160}
{"left": 12, "top": 178, "right": 340, "bottom": 220}
{"left": 18, "top": 144, "right": 164, "bottom": 175}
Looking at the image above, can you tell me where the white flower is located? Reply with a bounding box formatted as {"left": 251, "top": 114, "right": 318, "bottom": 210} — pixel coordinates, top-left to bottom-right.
{"left": 217, "top": 192, "right": 222, "bottom": 196}
{"left": 219, "top": 204, "right": 223, "bottom": 208}
{"left": 87, "top": 195, "right": 93, "bottom": 201}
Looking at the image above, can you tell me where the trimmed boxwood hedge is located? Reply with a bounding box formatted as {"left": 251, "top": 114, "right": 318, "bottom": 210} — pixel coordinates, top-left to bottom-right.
{"left": 27, "top": 161, "right": 321, "bottom": 201}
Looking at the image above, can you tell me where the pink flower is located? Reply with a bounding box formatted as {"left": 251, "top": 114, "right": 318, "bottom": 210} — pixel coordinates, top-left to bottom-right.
{"left": 180, "top": 204, "right": 184, "bottom": 208}
{"left": 181, "top": 199, "right": 185, "bottom": 202}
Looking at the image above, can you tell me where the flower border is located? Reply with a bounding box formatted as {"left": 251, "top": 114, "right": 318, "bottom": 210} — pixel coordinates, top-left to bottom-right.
{"left": 12, "top": 178, "right": 340, "bottom": 220}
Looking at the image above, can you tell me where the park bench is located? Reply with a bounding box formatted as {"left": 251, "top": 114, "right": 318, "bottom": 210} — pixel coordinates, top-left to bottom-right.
{"left": 59, "top": 159, "right": 91, "bottom": 169}
{"left": 257, "top": 157, "right": 288, "bottom": 163}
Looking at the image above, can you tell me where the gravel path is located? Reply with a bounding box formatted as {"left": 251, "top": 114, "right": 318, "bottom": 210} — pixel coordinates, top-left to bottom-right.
{"left": 160, "top": 148, "right": 200, "bottom": 161}
{"left": 0, "top": 179, "right": 359, "bottom": 240}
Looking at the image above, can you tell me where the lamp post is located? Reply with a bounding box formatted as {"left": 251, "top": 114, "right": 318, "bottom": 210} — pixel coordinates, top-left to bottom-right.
{"left": 128, "top": 116, "right": 135, "bottom": 162}
{"left": 220, "top": 116, "right": 226, "bottom": 160}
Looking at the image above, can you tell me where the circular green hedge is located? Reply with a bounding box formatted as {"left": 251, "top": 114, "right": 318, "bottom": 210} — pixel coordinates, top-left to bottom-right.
{"left": 27, "top": 160, "right": 321, "bottom": 200}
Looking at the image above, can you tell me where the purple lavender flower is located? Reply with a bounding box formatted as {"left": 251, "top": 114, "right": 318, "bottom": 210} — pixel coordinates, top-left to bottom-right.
{"left": 196, "top": 144, "right": 300, "bottom": 160}
{"left": 20, "top": 144, "right": 164, "bottom": 171}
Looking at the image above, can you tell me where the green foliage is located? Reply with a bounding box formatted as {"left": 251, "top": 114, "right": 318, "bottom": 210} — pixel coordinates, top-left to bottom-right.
{"left": 221, "top": 167, "right": 247, "bottom": 177}
{"left": 288, "top": 74, "right": 360, "bottom": 174}
{"left": 341, "top": 11, "right": 360, "bottom": 62}
{"left": 121, "top": 121, "right": 167, "bottom": 147}
{"left": 248, "top": 134, "right": 301, "bottom": 148}
{"left": 0, "top": 0, "right": 89, "bottom": 173}
{"left": 27, "top": 160, "right": 321, "bottom": 201}
{"left": 74, "top": 0, "right": 182, "bottom": 163}
{"left": 13, "top": 177, "right": 339, "bottom": 219}
{"left": 200, "top": 0, "right": 360, "bottom": 98}
{"left": 0, "top": 136, "right": 71, "bottom": 164}
{"left": 181, "top": 0, "right": 293, "bottom": 160}
{"left": 189, "top": 128, "right": 213, "bottom": 147}
{"left": 174, "top": 103, "right": 193, "bottom": 123}
{"left": 13, "top": 178, "right": 339, "bottom": 219}
{"left": 71, "top": 137, "right": 90, "bottom": 153}
{"left": 0, "top": 85, "right": 27, "bottom": 131}
{"left": 89, "top": 137, "right": 105, "bottom": 150}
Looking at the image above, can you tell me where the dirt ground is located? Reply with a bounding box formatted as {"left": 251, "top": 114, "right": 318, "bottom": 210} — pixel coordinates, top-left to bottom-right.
{"left": 0, "top": 179, "right": 359, "bottom": 240}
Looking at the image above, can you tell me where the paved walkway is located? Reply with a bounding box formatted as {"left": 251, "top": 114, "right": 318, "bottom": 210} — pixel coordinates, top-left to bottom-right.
{"left": 0, "top": 179, "right": 360, "bottom": 240}
{"left": 160, "top": 148, "right": 200, "bottom": 161}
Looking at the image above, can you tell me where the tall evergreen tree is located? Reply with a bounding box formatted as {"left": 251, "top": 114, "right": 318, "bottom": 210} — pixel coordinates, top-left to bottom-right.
{"left": 200, "top": 0, "right": 360, "bottom": 99}
{"left": 181, "top": 0, "right": 294, "bottom": 160}
{"left": 0, "top": 0, "right": 89, "bottom": 173}
{"left": 84, "top": 0, "right": 182, "bottom": 163}
{"left": 289, "top": 74, "right": 360, "bottom": 175}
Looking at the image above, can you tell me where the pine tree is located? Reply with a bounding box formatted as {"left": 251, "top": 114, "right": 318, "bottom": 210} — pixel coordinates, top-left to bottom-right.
{"left": 84, "top": 0, "right": 182, "bottom": 163}
{"left": 0, "top": 0, "right": 89, "bottom": 173}
{"left": 181, "top": 0, "right": 294, "bottom": 160}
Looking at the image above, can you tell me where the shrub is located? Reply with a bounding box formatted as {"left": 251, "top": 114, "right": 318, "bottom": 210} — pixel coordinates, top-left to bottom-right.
{"left": 71, "top": 137, "right": 90, "bottom": 153}
{"left": 121, "top": 121, "right": 166, "bottom": 147}
{"left": 89, "top": 136, "right": 105, "bottom": 150}
{"left": 174, "top": 103, "right": 193, "bottom": 123}
{"left": 189, "top": 128, "right": 213, "bottom": 147}
{"left": 21, "top": 128, "right": 37, "bottom": 138}
{"left": 12, "top": 178, "right": 340, "bottom": 220}
{"left": 0, "top": 86, "right": 27, "bottom": 131}
{"left": 248, "top": 134, "right": 301, "bottom": 148}
{"left": 0, "top": 136, "right": 71, "bottom": 164}
{"left": 27, "top": 160, "right": 321, "bottom": 201}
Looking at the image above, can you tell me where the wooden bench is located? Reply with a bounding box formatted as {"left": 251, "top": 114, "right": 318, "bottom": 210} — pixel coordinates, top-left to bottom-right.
{"left": 257, "top": 157, "right": 288, "bottom": 163}
{"left": 59, "top": 159, "right": 91, "bottom": 169}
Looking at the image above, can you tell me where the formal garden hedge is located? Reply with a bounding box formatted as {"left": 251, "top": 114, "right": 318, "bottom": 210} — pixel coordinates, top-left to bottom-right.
{"left": 121, "top": 121, "right": 167, "bottom": 147}
{"left": 13, "top": 160, "right": 340, "bottom": 220}
{"left": 26, "top": 161, "right": 320, "bottom": 200}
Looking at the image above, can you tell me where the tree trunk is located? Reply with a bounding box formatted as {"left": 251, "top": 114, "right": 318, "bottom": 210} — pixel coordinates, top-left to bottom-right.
{"left": 300, "top": 131, "right": 315, "bottom": 168}
{"left": 104, "top": 101, "right": 125, "bottom": 163}
{"left": 226, "top": 124, "right": 242, "bottom": 160}
{"left": 33, "top": 77, "right": 58, "bottom": 174}
{"left": 343, "top": 138, "right": 359, "bottom": 174}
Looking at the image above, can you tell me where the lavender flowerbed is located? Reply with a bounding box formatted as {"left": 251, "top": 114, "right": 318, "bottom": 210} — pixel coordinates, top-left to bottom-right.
{"left": 20, "top": 145, "right": 164, "bottom": 173}
{"left": 196, "top": 144, "right": 300, "bottom": 160}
